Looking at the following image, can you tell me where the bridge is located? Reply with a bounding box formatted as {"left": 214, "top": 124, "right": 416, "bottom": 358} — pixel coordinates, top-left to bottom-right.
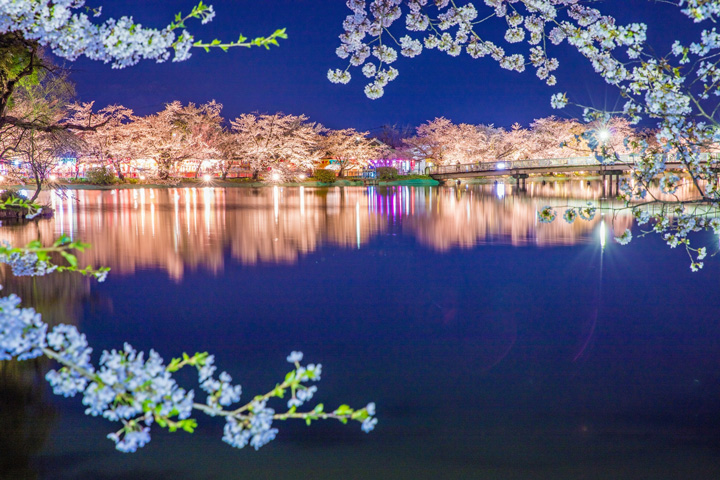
{"left": 426, "top": 154, "right": 720, "bottom": 196}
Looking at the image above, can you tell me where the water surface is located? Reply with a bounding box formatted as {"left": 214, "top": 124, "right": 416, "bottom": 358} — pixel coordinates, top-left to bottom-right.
{"left": 1, "top": 183, "right": 719, "bottom": 480}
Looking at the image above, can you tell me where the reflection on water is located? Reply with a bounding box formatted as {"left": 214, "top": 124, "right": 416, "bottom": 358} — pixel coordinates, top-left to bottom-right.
{"left": 1, "top": 181, "right": 719, "bottom": 480}
{"left": 0, "top": 182, "right": 642, "bottom": 280}
{"left": 0, "top": 360, "right": 56, "bottom": 480}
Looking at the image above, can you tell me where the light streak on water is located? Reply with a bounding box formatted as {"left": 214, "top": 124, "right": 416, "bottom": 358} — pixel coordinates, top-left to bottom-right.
{"left": 356, "top": 201, "right": 361, "bottom": 249}
{"left": 273, "top": 185, "right": 279, "bottom": 223}
{"left": 300, "top": 186, "right": 305, "bottom": 216}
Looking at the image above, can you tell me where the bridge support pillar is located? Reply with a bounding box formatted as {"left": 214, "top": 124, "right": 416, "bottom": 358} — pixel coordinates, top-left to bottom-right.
{"left": 513, "top": 173, "right": 529, "bottom": 192}
{"left": 600, "top": 170, "right": 623, "bottom": 198}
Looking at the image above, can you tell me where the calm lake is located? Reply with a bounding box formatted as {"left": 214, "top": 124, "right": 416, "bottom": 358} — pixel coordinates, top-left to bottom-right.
{"left": 1, "top": 182, "right": 719, "bottom": 480}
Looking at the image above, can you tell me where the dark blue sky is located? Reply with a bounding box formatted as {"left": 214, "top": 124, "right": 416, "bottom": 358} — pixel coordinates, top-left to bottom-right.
{"left": 67, "top": 1, "right": 699, "bottom": 131}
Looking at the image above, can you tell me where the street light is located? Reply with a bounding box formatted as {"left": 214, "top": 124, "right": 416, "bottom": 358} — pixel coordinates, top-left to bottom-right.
{"left": 597, "top": 128, "right": 611, "bottom": 142}
{"left": 202, "top": 174, "right": 211, "bottom": 182}
{"left": 271, "top": 173, "right": 281, "bottom": 182}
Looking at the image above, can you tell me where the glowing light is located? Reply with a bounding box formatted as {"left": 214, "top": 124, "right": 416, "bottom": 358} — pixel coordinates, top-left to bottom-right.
{"left": 139, "top": 175, "right": 146, "bottom": 180}
{"left": 496, "top": 183, "right": 505, "bottom": 199}
{"left": 0, "top": 176, "right": 5, "bottom": 182}
{"left": 600, "top": 220, "right": 606, "bottom": 249}
{"left": 49, "top": 174, "right": 57, "bottom": 181}
{"left": 202, "top": 174, "right": 211, "bottom": 182}
{"left": 271, "top": 173, "right": 280, "bottom": 182}
{"left": 496, "top": 162, "right": 506, "bottom": 170}
{"left": 598, "top": 128, "right": 611, "bottom": 142}
{"left": 298, "top": 173, "right": 306, "bottom": 180}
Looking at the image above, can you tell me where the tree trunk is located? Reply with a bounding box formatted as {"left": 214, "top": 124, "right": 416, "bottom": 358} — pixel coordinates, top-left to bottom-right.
{"left": 252, "top": 169, "right": 259, "bottom": 181}
{"left": 29, "top": 170, "right": 41, "bottom": 203}
{"left": 112, "top": 160, "right": 125, "bottom": 181}
{"left": 158, "top": 163, "right": 169, "bottom": 180}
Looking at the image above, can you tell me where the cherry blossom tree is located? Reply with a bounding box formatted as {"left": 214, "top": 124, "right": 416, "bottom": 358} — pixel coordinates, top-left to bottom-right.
{"left": 0, "top": 66, "right": 84, "bottom": 201}
{"left": 523, "top": 117, "right": 584, "bottom": 159}
{"left": 230, "top": 113, "right": 324, "bottom": 181}
{"left": 209, "top": 128, "right": 244, "bottom": 181}
{"left": 133, "top": 101, "right": 222, "bottom": 180}
{"left": 406, "top": 117, "right": 509, "bottom": 165}
{"left": 404, "top": 117, "right": 456, "bottom": 165}
{"left": 322, "top": 128, "right": 380, "bottom": 176}
{"left": 69, "top": 103, "right": 137, "bottom": 180}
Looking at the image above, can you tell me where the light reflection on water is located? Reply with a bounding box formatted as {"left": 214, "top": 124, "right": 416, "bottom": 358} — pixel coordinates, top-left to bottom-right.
{"left": 0, "top": 182, "right": 642, "bottom": 280}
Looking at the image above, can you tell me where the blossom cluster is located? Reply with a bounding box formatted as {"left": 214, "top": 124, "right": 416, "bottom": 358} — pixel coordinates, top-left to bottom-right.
{"left": 537, "top": 205, "right": 556, "bottom": 223}
{"left": 0, "top": 249, "right": 57, "bottom": 276}
{"left": 0, "top": 289, "right": 46, "bottom": 361}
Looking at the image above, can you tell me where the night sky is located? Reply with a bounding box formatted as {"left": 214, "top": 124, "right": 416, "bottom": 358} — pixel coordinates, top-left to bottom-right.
{"left": 67, "top": 1, "right": 701, "bottom": 132}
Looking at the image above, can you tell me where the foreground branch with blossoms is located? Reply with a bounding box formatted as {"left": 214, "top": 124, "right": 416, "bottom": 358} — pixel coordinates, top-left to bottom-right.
{"left": 537, "top": 197, "right": 718, "bottom": 271}
{"left": 0, "top": 1, "right": 287, "bottom": 67}
{"left": 0, "top": 237, "right": 376, "bottom": 453}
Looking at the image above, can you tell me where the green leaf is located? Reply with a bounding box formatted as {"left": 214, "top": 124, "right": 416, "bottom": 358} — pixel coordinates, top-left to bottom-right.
{"left": 167, "top": 357, "right": 183, "bottom": 372}
{"left": 351, "top": 410, "right": 367, "bottom": 420}
{"left": 180, "top": 419, "right": 197, "bottom": 433}
{"left": 333, "top": 404, "right": 353, "bottom": 415}
{"left": 272, "top": 384, "right": 286, "bottom": 398}
{"left": 60, "top": 251, "right": 78, "bottom": 267}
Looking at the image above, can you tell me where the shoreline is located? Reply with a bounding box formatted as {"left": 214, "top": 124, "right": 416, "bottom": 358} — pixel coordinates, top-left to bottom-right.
{"left": 5, "top": 174, "right": 611, "bottom": 192}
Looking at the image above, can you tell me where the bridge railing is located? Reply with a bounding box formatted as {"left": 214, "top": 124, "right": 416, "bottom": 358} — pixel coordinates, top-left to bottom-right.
{"left": 428, "top": 152, "right": 720, "bottom": 176}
